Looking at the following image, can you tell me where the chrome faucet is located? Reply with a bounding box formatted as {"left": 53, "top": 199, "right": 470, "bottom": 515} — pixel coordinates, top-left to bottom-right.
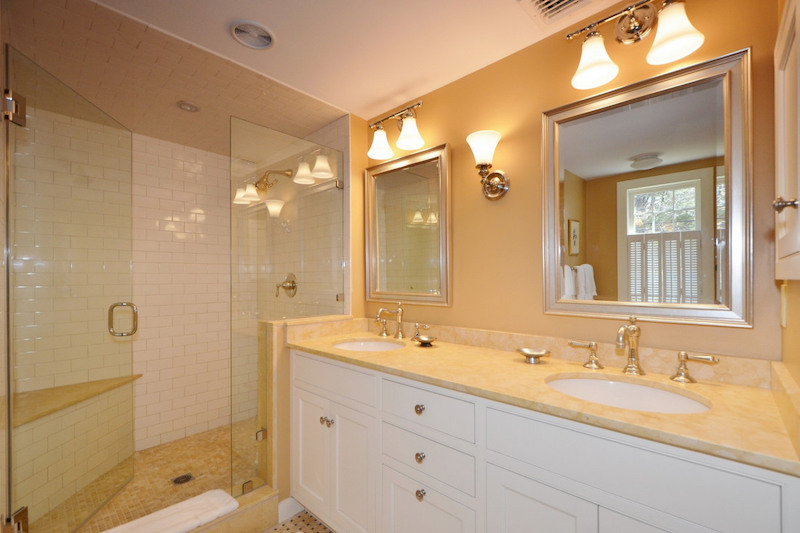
{"left": 617, "top": 316, "right": 644, "bottom": 375}
{"left": 376, "top": 302, "right": 404, "bottom": 339}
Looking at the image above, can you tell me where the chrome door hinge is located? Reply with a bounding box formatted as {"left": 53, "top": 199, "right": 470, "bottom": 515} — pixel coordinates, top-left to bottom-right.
{"left": 255, "top": 429, "right": 266, "bottom": 441}
{"left": 4, "top": 90, "right": 26, "bottom": 127}
{"left": 335, "top": 293, "right": 345, "bottom": 302}
{"left": 335, "top": 179, "right": 344, "bottom": 190}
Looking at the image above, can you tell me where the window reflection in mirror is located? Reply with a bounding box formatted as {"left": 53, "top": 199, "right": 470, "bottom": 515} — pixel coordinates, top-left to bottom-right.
{"left": 366, "top": 145, "right": 451, "bottom": 305}
{"left": 544, "top": 51, "right": 751, "bottom": 326}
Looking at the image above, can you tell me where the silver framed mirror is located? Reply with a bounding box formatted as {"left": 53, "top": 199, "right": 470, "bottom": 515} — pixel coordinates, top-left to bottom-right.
{"left": 543, "top": 50, "right": 752, "bottom": 326}
{"left": 366, "top": 145, "right": 451, "bottom": 306}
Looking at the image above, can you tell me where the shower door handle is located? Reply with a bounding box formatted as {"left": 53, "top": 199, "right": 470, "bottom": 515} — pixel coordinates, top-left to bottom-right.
{"left": 108, "top": 302, "right": 138, "bottom": 337}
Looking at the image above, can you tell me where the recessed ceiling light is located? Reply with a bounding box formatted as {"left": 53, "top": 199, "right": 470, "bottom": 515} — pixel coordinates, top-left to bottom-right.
{"left": 230, "top": 20, "right": 274, "bottom": 50}
{"left": 177, "top": 100, "right": 200, "bottom": 112}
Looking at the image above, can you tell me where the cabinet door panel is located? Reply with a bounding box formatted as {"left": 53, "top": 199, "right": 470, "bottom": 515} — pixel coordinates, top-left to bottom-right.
{"left": 776, "top": 0, "right": 800, "bottom": 276}
{"left": 293, "top": 387, "right": 330, "bottom": 510}
{"left": 599, "top": 508, "right": 668, "bottom": 533}
{"left": 332, "top": 402, "right": 376, "bottom": 533}
{"left": 487, "top": 464, "right": 597, "bottom": 533}
{"left": 382, "top": 465, "right": 475, "bottom": 533}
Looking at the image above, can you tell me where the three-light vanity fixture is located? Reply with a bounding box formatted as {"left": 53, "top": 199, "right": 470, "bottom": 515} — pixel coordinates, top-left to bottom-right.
{"left": 466, "top": 130, "right": 509, "bottom": 200}
{"left": 367, "top": 101, "right": 425, "bottom": 160}
{"left": 567, "top": 0, "right": 704, "bottom": 90}
{"left": 233, "top": 150, "right": 336, "bottom": 216}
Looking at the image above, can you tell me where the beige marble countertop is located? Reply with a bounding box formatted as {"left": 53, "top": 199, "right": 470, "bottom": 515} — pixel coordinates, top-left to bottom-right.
{"left": 289, "top": 334, "right": 800, "bottom": 478}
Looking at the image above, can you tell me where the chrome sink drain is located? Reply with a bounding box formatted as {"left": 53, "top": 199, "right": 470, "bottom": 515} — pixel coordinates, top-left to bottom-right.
{"left": 172, "top": 473, "right": 194, "bottom": 485}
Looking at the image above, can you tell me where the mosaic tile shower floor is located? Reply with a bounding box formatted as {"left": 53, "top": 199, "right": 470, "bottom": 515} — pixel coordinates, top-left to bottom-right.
{"left": 29, "top": 419, "right": 263, "bottom": 532}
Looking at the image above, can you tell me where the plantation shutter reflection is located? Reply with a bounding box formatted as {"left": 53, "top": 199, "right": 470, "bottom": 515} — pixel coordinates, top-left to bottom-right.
{"left": 628, "top": 231, "right": 701, "bottom": 303}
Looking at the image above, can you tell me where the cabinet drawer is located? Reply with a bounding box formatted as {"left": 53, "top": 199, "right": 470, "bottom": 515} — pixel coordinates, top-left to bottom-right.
{"left": 486, "top": 407, "right": 782, "bottom": 533}
{"left": 381, "top": 465, "right": 475, "bottom": 533}
{"left": 294, "top": 352, "right": 377, "bottom": 407}
{"left": 382, "top": 379, "right": 475, "bottom": 442}
{"left": 382, "top": 422, "right": 476, "bottom": 496}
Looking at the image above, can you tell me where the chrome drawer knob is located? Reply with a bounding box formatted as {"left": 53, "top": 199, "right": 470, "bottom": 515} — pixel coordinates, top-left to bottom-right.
{"left": 774, "top": 196, "right": 799, "bottom": 213}
{"left": 415, "top": 489, "right": 426, "bottom": 502}
{"left": 414, "top": 404, "right": 425, "bottom": 415}
{"left": 414, "top": 452, "right": 426, "bottom": 464}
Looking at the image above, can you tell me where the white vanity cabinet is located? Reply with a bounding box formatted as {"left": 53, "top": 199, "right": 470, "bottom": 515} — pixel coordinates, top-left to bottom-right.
{"left": 291, "top": 353, "right": 378, "bottom": 533}
{"left": 291, "top": 350, "right": 800, "bottom": 532}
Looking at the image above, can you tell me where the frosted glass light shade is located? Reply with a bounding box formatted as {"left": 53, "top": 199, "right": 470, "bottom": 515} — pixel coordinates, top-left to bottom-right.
{"left": 571, "top": 32, "right": 619, "bottom": 90}
{"left": 265, "top": 199, "right": 284, "bottom": 217}
{"left": 293, "top": 161, "right": 315, "bottom": 185}
{"left": 646, "top": 1, "right": 704, "bottom": 65}
{"left": 411, "top": 210, "right": 424, "bottom": 224}
{"left": 311, "top": 154, "right": 334, "bottom": 179}
{"left": 466, "top": 130, "right": 501, "bottom": 166}
{"left": 233, "top": 187, "right": 249, "bottom": 204}
{"left": 396, "top": 116, "right": 424, "bottom": 150}
{"left": 368, "top": 128, "right": 394, "bottom": 160}
{"left": 240, "top": 183, "right": 261, "bottom": 203}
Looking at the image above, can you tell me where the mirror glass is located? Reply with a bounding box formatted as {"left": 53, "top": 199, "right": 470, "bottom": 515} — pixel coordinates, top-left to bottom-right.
{"left": 543, "top": 51, "right": 752, "bottom": 326}
{"left": 366, "top": 145, "right": 451, "bottom": 305}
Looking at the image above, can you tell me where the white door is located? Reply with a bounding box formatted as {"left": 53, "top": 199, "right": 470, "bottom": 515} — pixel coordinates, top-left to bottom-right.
{"left": 382, "top": 465, "right": 475, "bottom": 533}
{"left": 331, "top": 402, "right": 376, "bottom": 533}
{"left": 486, "top": 464, "right": 598, "bottom": 532}
{"left": 775, "top": 0, "right": 800, "bottom": 278}
{"left": 292, "top": 388, "right": 330, "bottom": 511}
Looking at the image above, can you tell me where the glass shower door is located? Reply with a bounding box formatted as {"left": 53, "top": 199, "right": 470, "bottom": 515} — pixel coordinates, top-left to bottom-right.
{"left": 6, "top": 47, "right": 134, "bottom": 532}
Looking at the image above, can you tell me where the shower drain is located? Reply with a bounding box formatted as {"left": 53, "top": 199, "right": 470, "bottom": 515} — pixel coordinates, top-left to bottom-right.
{"left": 172, "top": 473, "right": 194, "bottom": 485}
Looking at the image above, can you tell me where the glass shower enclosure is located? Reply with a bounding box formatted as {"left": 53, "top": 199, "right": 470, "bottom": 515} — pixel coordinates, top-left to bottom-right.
{"left": 229, "top": 117, "right": 345, "bottom": 495}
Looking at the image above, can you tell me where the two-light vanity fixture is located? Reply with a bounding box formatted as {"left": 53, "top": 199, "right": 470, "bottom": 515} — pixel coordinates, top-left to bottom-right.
{"left": 233, "top": 150, "right": 335, "bottom": 217}
{"left": 567, "top": 0, "right": 704, "bottom": 90}
{"left": 367, "top": 101, "right": 425, "bottom": 160}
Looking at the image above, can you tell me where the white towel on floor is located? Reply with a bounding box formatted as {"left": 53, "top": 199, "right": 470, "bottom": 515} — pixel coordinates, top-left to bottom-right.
{"left": 102, "top": 489, "right": 239, "bottom": 533}
{"left": 576, "top": 264, "right": 597, "bottom": 300}
{"left": 562, "top": 265, "right": 577, "bottom": 299}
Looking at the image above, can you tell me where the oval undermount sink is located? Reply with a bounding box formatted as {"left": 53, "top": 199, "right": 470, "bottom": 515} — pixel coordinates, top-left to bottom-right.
{"left": 547, "top": 376, "right": 709, "bottom": 414}
{"left": 332, "top": 339, "right": 404, "bottom": 352}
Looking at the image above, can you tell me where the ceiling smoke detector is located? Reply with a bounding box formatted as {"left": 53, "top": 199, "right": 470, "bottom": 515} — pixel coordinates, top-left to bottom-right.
{"left": 230, "top": 20, "right": 274, "bottom": 50}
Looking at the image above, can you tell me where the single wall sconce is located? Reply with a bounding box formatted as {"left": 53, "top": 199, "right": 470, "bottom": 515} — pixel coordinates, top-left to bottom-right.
{"left": 566, "top": 0, "right": 704, "bottom": 90}
{"left": 368, "top": 101, "right": 424, "bottom": 160}
{"left": 466, "top": 130, "right": 509, "bottom": 200}
{"left": 264, "top": 199, "right": 285, "bottom": 217}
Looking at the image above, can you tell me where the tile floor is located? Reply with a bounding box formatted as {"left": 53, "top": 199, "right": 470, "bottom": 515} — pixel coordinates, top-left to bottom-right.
{"left": 29, "top": 419, "right": 263, "bottom": 532}
{"left": 266, "top": 511, "right": 332, "bottom": 533}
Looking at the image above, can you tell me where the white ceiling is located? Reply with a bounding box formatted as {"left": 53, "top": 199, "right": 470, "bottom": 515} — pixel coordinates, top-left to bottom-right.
{"left": 95, "top": 0, "right": 621, "bottom": 119}
{"left": 559, "top": 77, "right": 724, "bottom": 179}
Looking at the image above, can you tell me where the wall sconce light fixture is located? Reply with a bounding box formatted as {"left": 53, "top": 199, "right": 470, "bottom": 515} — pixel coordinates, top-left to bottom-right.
{"left": 264, "top": 199, "right": 285, "bottom": 217}
{"left": 293, "top": 160, "right": 315, "bottom": 185}
{"left": 466, "top": 130, "right": 509, "bottom": 200}
{"left": 368, "top": 101, "right": 424, "bottom": 160}
{"left": 233, "top": 169, "right": 292, "bottom": 206}
{"left": 567, "top": 0, "right": 704, "bottom": 90}
{"left": 311, "top": 152, "right": 335, "bottom": 179}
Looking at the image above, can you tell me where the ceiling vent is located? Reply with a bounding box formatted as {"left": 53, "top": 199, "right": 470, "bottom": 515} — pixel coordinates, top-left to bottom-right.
{"left": 230, "top": 20, "right": 274, "bottom": 50}
{"left": 517, "top": 0, "right": 620, "bottom": 32}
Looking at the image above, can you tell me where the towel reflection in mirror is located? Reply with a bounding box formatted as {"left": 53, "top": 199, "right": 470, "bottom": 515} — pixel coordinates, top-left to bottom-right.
{"left": 562, "top": 264, "right": 597, "bottom": 300}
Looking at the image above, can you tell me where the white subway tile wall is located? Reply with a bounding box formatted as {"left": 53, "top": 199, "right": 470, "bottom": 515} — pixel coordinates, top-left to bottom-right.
{"left": 131, "top": 135, "right": 232, "bottom": 450}
{"left": 11, "top": 105, "right": 133, "bottom": 393}
{"left": 13, "top": 384, "right": 134, "bottom": 522}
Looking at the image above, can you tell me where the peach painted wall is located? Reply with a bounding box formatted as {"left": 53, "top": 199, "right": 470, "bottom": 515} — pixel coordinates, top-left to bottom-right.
{"left": 359, "top": 0, "right": 782, "bottom": 360}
